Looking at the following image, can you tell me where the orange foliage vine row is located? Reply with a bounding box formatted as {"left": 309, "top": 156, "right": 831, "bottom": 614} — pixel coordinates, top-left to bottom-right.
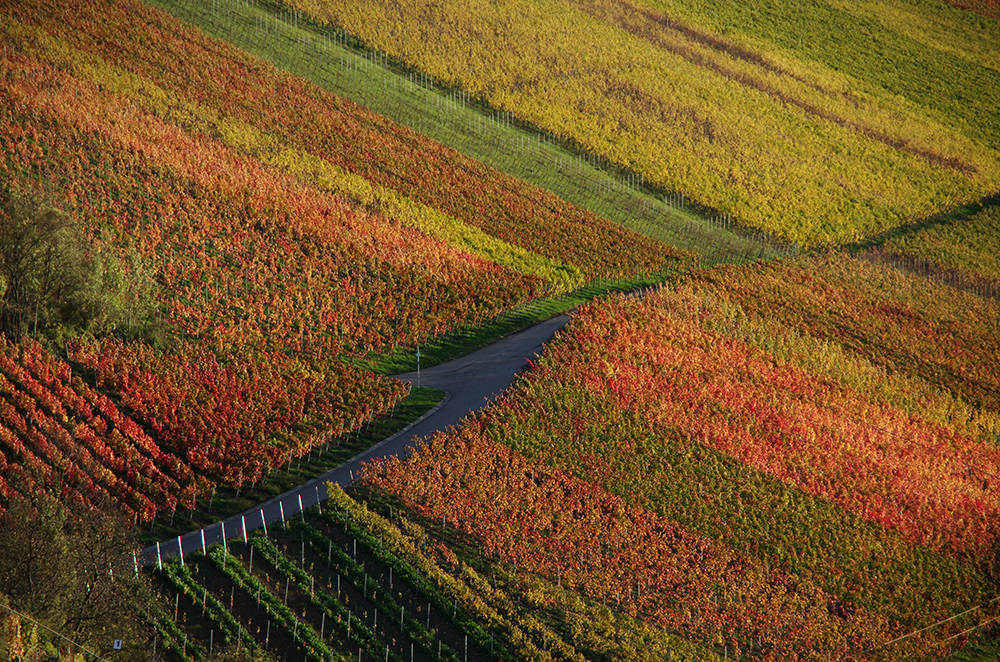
{"left": 361, "top": 255, "right": 999, "bottom": 659}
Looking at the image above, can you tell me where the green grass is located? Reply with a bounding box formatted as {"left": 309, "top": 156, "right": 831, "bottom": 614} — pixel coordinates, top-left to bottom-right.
{"left": 138, "top": 386, "right": 444, "bottom": 547}
{"left": 147, "top": 0, "right": 790, "bottom": 261}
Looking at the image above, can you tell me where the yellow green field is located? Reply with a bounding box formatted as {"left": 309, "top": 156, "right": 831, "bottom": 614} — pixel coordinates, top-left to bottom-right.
{"left": 284, "top": 0, "right": 1000, "bottom": 247}
{"left": 883, "top": 203, "right": 1000, "bottom": 289}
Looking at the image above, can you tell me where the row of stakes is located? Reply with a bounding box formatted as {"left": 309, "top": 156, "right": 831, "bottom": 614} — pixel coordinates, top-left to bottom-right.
{"left": 157, "top": 506, "right": 485, "bottom": 662}
{"left": 156, "top": 484, "right": 331, "bottom": 570}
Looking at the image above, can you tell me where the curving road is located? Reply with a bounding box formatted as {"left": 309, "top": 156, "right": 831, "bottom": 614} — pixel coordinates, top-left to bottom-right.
{"left": 140, "top": 314, "right": 571, "bottom": 566}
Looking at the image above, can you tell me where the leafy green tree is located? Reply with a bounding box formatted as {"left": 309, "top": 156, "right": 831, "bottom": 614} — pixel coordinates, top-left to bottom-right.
{"left": 0, "top": 185, "right": 159, "bottom": 345}
{"left": 0, "top": 186, "right": 86, "bottom": 341}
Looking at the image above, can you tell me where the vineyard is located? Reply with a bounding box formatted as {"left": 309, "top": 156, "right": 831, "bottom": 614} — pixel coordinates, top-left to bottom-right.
{"left": 1, "top": 0, "right": 999, "bottom": 659}
{"left": 8, "top": 0, "right": 690, "bottom": 288}
{"left": 278, "top": 0, "right": 1000, "bottom": 246}
{"left": 0, "top": 332, "right": 407, "bottom": 523}
{"left": 359, "top": 254, "right": 1000, "bottom": 660}
{"left": 0, "top": 337, "right": 197, "bottom": 522}
{"left": 148, "top": 0, "right": 790, "bottom": 264}
{"left": 879, "top": 203, "right": 1000, "bottom": 296}
{"left": 148, "top": 485, "right": 718, "bottom": 662}
{"left": 0, "top": 0, "right": 694, "bottom": 504}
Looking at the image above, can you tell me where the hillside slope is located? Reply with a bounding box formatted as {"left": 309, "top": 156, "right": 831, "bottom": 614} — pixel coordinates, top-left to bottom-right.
{"left": 282, "top": 0, "right": 1000, "bottom": 246}
{"left": 0, "top": 0, "right": 688, "bottom": 503}
{"left": 362, "top": 254, "right": 1000, "bottom": 660}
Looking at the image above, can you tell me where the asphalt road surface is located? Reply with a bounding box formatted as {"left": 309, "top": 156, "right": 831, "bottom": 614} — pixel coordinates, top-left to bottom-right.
{"left": 141, "top": 314, "right": 571, "bottom": 566}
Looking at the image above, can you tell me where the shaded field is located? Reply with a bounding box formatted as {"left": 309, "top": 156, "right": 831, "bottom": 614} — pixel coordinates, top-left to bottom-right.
{"left": 877, "top": 203, "right": 1000, "bottom": 298}
{"left": 151, "top": 486, "right": 719, "bottom": 662}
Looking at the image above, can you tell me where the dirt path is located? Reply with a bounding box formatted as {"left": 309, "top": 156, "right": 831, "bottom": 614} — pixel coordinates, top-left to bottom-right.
{"left": 141, "top": 314, "right": 571, "bottom": 566}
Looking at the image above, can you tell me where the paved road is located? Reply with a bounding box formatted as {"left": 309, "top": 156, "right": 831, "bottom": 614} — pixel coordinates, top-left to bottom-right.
{"left": 141, "top": 315, "right": 571, "bottom": 567}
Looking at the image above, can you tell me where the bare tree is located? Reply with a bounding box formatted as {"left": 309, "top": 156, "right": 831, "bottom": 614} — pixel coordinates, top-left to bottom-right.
{"left": 0, "top": 492, "right": 155, "bottom": 661}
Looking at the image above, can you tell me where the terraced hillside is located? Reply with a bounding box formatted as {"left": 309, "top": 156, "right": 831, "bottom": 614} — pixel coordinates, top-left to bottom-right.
{"left": 151, "top": 485, "right": 723, "bottom": 662}
{"left": 147, "top": 0, "right": 791, "bottom": 263}
{"left": 2, "top": 0, "right": 999, "bottom": 660}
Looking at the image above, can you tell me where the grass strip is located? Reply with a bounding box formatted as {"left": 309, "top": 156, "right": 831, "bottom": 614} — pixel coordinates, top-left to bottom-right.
{"left": 145, "top": 598, "right": 205, "bottom": 662}
{"left": 354, "top": 273, "right": 683, "bottom": 375}
{"left": 290, "top": 519, "right": 460, "bottom": 662}
{"left": 159, "top": 560, "right": 262, "bottom": 655}
{"left": 252, "top": 529, "right": 423, "bottom": 662}
{"left": 254, "top": 532, "right": 387, "bottom": 662}
{"left": 325, "top": 484, "right": 577, "bottom": 662}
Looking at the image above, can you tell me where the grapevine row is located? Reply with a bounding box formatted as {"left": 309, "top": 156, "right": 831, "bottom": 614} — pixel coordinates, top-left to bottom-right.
{"left": 208, "top": 545, "right": 336, "bottom": 662}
